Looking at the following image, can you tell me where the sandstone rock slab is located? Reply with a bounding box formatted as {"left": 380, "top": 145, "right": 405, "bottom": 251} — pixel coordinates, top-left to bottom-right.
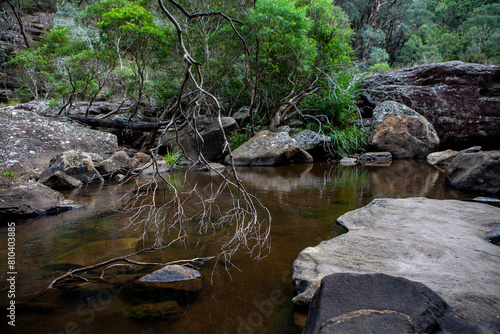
{"left": 293, "top": 198, "right": 500, "bottom": 333}
{"left": 0, "top": 106, "right": 117, "bottom": 169}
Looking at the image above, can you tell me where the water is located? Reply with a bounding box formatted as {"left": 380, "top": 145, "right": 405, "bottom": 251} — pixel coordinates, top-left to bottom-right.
{"left": 0, "top": 161, "right": 480, "bottom": 334}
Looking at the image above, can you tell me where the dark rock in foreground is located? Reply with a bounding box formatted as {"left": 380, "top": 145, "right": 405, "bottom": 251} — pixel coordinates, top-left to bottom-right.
{"left": 445, "top": 150, "right": 500, "bottom": 195}
{"left": 293, "top": 198, "right": 500, "bottom": 333}
{"left": 303, "top": 273, "right": 480, "bottom": 334}
{"left": 360, "top": 61, "right": 500, "bottom": 149}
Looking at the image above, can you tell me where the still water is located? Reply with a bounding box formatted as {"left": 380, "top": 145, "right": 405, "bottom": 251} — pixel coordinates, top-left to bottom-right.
{"left": 0, "top": 161, "right": 479, "bottom": 334}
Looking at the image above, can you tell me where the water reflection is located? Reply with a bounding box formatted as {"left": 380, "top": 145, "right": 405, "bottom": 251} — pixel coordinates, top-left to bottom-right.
{"left": 0, "top": 161, "right": 476, "bottom": 334}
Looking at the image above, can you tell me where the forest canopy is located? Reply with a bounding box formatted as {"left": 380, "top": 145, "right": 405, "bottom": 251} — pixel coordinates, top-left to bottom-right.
{"left": 1, "top": 0, "right": 498, "bottom": 145}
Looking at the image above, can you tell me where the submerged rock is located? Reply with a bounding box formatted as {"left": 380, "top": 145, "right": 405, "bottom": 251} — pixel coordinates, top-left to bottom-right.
{"left": 128, "top": 300, "right": 182, "bottom": 320}
{"left": 445, "top": 150, "right": 500, "bottom": 195}
{"left": 137, "top": 265, "right": 202, "bottom": 292}
{"left": 226, "top": 130, "right": 313, "bottom": 166}
{"left": 51, "top": 238, "right": 139, "bottom": 267}
{"left": 368, "top": 101, "right": 440, "bottom": 159}
{"left": 303, "top": 273, "right": 480, "bottom": 334}
{"left": 293, "top": 198, "right": 500, "bottom": 333}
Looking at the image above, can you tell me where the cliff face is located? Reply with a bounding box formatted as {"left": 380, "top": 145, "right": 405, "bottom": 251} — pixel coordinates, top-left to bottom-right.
{"left": 359, "top": 61, "right": 500, "bottom": 149}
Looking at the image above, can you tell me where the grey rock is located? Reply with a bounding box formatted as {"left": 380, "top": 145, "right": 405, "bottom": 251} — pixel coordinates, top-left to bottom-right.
{"left": 40, "top": 170, "right": 82, "bottom": 190}
{"left": 368, "top": 101, "right": 440, "bottom": 159}
{"left": 0, "top": 182, "right": 67, "bottom": 217}
{"left": 340, "top": 157, "right": 358, "bottom": 165}
{"left": 137, "top": 265, "right": 202, "bottom": 292}
{"left": 225, "top": 130, "right": 313, "bottom": 166}
{"left": 0, "top": 106, "right": 118, "bottom": 169}
{"left": 99, "top": 150, "right": 148, "bottom": 177}
{"left": 445, "top": 150, "right": 500, "bottom": 195}
{"left": 303, "top": 273, "right": 480, "bottom": 334}
{"left": 427, "top": 149, "right": 458, "bottom": 166}
{"left": 40, "top": 150, "right": 103, "bottom": 184}
{"left": 427, "top": 146, "right": 482, "bottom": 167}
{"left": 293, "top": 130, "right": 333, "bottom": 160}
{"left": 293, "top": 198, "right": 500, "bottom": 333}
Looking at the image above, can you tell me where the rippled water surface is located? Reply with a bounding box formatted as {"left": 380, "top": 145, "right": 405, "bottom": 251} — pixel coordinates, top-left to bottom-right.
{"left": 0, "top": 161, "right": 479, "bottom": 334}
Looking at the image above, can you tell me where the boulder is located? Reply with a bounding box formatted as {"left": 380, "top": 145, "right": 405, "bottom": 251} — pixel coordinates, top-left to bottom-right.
{"left": 232, "top": 106, "right": 251, "bottom": 126}
{"left": 426, "top": 149, "right": 458, "bottom": 167}
{"left": 368, "top": 101, "right": 440, "bottom": 159}
{"left": 445, "top": 150, "right": 500, "bottom": 195}
{"left": 427, "top": 146, "right": 482, "bottom": 167}
{"left": 225, "top": 131, "right": 313, "bottom": 166}
{"left": 137, "top": 265, "right": 202, "bottom": 292}
{"left": 293, "top": 198, "right": 500, "bottom": 333}
{"left": 303, "top": 273, "right": 480, "bottom": 334}
{"left": 40, "top": 150, "right": 103, "bottom": 184}
{"left": 359, "top": 61, "right": 500, "bottom": 149}
{"left": 0, "top": 105, "right": 118, "bottom": 169}
{"left": 292, "top": 130, "right": 333, "bottom": 160}
{"left": 99, "top": 150, "right": 151, "bottom": 177}
{"left": 0, "top": 182, "right": 66, "bottom": 217}
{"left": 161, "top": 117, "right": 237, "bottom": 162}
{"left": 40, "top": 171, "right": 82, "bottom": 190}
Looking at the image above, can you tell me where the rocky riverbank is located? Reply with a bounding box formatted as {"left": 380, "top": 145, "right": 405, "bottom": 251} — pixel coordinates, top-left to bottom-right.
{"left": 293, "top": 197, "right": 500, "bottom": 333}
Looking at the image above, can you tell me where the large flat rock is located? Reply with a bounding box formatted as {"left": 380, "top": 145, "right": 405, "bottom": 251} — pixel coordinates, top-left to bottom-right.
{"left": 0, "top": 105, "right": 118, "bottom": 169}
{"left": 293, "top": 198, "right": 500, "bottom": 332}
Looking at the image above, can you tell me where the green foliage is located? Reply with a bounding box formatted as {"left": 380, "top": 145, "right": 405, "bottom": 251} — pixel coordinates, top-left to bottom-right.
{"left": 2, "top": 171, "right": 17, "bottom": 180}
{"left": 327, "top": 125, "right": 368, "bottom": 158}
{"left": 369, "top": 62, "right": 392, "bottom": 73}
{"left": 302, "top": 71, "right": 362, "bottom": 126}
{"left": 228, "top": 130, "right": 251, "bottom": 150}
{"left": 163, "top": 147, "right": 183, "bottom": 168}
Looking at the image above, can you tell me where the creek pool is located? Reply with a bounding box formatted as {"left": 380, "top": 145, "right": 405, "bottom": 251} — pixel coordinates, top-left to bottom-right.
{"left": 0, "top": 161, "right": 477, "bottom": 334}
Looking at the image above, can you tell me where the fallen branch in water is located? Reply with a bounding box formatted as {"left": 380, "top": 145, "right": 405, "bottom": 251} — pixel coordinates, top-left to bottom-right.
{"left": 49, "top": 245, "right": 214, "bottom": 289}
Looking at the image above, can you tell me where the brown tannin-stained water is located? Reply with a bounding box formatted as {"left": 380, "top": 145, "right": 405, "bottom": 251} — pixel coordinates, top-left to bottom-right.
{"left": 0, "top": 161, "right": 480, "bottom": 334}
